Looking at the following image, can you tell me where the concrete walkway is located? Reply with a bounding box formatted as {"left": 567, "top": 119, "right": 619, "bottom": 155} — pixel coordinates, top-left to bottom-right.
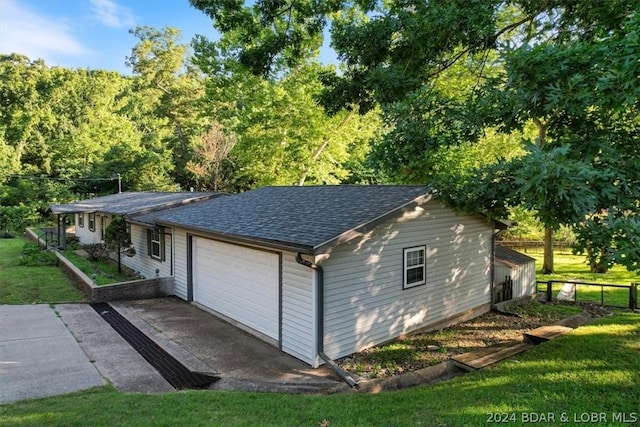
{"left": 56, "top": 304, "right": 175, "bottom": 394}
{"left": 0, "top": 305, "right": 104, "bottom": 404}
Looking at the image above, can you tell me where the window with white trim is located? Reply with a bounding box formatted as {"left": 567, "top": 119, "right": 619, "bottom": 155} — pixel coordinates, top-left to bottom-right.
{"left": 147, "top": 228, "right": 164, "bottom": 260}
{"left": 403, "top": 246, "right": 426, "bottom": 289}
{"left": 78, "top": 214, "right": 84, "bottom": 228}
{"left": 88, "top": 213, "right": 95, "bottom": 231}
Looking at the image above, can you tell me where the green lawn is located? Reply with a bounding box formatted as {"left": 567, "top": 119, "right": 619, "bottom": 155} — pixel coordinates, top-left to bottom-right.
{"left": 528, "top": 249, "right": 639, "bottom": 284}
{"left": 1, "top": 243, "right": 638, "bottom": 425}
{"left": 1, "top": 311, "right": 638, "bottom": 426}
{"left": 527, "top": 249, "right": 639, "bottom": 308}
{"left": 0, "top": 237, "right": 86, "bottom": 304}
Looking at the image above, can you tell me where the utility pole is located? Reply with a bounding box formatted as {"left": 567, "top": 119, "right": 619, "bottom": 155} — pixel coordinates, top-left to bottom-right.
{"left": 117, "top": 173, "right": 122, "bottom": 193}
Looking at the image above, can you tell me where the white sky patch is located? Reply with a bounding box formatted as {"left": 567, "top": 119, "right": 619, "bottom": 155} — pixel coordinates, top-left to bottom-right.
{"left": 0, "top": 0, "right": 91, "bottom": 62}
{"left": 90, "top": 0, "right": 136, "bottom": 28}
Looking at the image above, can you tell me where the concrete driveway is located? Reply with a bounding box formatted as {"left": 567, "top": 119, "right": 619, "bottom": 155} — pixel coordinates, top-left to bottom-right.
{"left": 1, "top": 298, "right": 342, "bottom": 404}
{"left": 110, "top": 298, "right": 341, "bottom": 393}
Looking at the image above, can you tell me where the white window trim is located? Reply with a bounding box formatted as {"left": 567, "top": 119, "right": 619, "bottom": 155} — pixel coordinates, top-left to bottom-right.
{"left": 78, "top": 214, "right": 84, "bottom": 228}
{"left": 403, "top": 245, "right": 426, "bottom": 289}
{"left": 150, "top": 229, "right": 162, "bottom": 260}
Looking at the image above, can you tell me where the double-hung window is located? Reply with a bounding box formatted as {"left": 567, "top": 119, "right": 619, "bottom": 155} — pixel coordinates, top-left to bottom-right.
{"left": 147, "top": 228, "right": 164, "bottom": 260}
{"left": 403, "top": 246, "right": 426, "bottom": 289}
{"left": 88, "top": 213, "right": 95, "bottom": 232}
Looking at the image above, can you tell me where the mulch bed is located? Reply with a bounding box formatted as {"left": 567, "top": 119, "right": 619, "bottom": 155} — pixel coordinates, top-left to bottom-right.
{"left": 337, "top": 301, "right": 612, "bottom": 380}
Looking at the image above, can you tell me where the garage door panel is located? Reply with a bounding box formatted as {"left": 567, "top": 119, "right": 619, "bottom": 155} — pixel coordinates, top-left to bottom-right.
{"left": 193, "top": 238, "right": 279, "bottom": 340}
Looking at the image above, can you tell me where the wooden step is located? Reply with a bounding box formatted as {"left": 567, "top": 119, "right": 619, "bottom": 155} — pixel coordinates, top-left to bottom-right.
{"left": 524, "top": 325, "right": 573, "bottom": 344}
{"left": 452, "top": 342, "right": 532, "bottom": 371}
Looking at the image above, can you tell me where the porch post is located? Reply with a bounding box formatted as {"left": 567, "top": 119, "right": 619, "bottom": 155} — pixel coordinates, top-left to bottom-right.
{"left": 61, "top": 214, "right": 67, "bottom": 250}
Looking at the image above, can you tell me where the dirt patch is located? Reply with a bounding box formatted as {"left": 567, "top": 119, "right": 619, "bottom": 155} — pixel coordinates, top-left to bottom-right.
{"left": 337, "top": 301, "right": 611, "bottom": 380}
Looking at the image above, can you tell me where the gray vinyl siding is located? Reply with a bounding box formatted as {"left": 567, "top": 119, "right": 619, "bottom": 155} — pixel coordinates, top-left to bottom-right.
{"left": 320, "top": 200, "right": 494, "bottom": 360}
{"left": 281, "top": 252, "right": 316, "bottom": 365}
{"left": 495, "top": 260, "right": 537, "bottom": 299}
{"left": 172, "top": 229, "right": 189, "bottom": 300}
{"left": 494, "top": 263, "right": 511, "bottom": 287}
{"left": 120, "top": 224, "right": 172, "bottom": 279}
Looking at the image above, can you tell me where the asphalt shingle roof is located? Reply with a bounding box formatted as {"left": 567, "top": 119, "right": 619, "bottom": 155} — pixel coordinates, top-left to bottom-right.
{"left": 49, "top": 192, "right": 220, "bottom": 216}
{"left": 153, "top": 185, "right": 431, "bottom": 253}
{"left": 495, "top": 245, "right": 536, "bottom": 267}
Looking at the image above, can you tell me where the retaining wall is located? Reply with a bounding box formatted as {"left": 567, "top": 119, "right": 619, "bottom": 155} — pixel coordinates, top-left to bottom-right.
{"left": 55, "top": 251, "right": 174, "bottom": 302}
{"left": 25, "top": 228, "right": 46, "bottom": 248}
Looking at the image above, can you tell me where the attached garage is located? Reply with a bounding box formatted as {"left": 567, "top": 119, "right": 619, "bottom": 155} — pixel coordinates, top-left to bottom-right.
{"left": 154, "top": 186, "right": 507, "bottom": 368}
{"left": 192, "top": 237, "right": 280, "bottom": 341}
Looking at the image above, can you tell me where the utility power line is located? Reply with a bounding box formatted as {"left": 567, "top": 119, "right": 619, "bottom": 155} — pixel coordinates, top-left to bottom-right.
{"left": 8, "top": 174, "right": 117, "bottom": 182}
{"left": 8, "top": 173, "right": 122, "bottom": 193}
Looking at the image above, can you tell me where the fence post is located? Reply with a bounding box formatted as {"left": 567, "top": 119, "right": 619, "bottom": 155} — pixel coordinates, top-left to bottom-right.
{"left": 630, "top": 284, "right": 638, "bottom": 310}
{"left": 546, "top": 280, "right": 553, "bottom": 302}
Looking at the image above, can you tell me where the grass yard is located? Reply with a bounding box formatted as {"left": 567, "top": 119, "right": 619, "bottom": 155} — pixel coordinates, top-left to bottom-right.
{"left": 527, "top": 249, "right": 639, "bottom": 308}
{"left": 1, "top": 311, "right": 638, "bottom": 426}
{"left": 61, "top": 251, "right": 139, "bottom": 285}
{"left": 527, "top": 248, "right": 639, "bottom": 284}
{"left": 0, "top": 237, "right": 85, "bottom": 304}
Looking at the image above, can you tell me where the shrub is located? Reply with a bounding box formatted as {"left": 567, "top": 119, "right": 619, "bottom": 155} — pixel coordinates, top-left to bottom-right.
{"left": 19, "top": 242, "right": 58, "bottom": 266}
{"left": 83, "top": 243, "right": 109, "bottom": 261}
{"left": 66, "top": 235, "right": 81, "bottom": 250}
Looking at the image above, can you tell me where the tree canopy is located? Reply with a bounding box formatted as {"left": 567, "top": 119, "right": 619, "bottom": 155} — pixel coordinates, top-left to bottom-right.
{"left": 2, "top": 1, "right": 639, "bottom": 274}
{"left": 189, "top": 0, "right": 640, "bottom": 273}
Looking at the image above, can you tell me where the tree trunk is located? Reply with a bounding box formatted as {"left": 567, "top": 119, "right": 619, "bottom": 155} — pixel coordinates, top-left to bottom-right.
{"left": 588, "top": 246, "right": 609, "bottom": 273}
{"left": 298, "top": 138, "right": 330, "bottom": 186}
{"left": 542, "top": 227, "right": 554, "bottom": 274}
{"left": 117, "top": 244, "right": 122, "bottom": 274}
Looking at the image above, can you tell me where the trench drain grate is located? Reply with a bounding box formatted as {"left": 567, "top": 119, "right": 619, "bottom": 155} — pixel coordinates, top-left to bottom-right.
{"left": 91, "top": 302, "right": 219, "bottom": 390}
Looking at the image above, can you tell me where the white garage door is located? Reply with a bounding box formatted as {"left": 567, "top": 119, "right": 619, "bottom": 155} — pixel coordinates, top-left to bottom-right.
{"left": 193, "top": 237, "right": 280, "bottom": 340}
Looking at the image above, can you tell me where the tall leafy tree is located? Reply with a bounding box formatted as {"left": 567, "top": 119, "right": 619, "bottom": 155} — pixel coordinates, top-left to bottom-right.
{"left": 465, "top": 6, "right": 640, "bottom": 273}
{"left": 126, "top": 26, "right": 208, "bottom": 187}
{"left": 193, "top": 44, "right": 381, "bottom": 189}
{"left": 190, "top": 0, "right": 640, "bottom": 273}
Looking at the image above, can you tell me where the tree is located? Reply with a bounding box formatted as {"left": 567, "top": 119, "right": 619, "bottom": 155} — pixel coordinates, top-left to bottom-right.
{"left": 126, "top": 26, "right": 208, "bottom": 187}
{"left": 103, "top": 215, "right": 135, "bottom": 274}
{"left": 186, "top": 122, "right": 237, "bottom": 191}
{"left": 0, "top": 204, "right": 34, "bottom": 238}
{"left": 190, "top": 0, "right": 640, "bottom": 273}
{"left": 193, "top": 56, "right": 381, "bottom": 189}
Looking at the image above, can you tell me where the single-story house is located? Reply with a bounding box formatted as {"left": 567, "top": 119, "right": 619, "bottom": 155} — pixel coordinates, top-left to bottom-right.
{"left": 49, "top": 191, "right": 222, "bottom": 280}
{"left": 494, "top": 245, "right": 537, "bottom": 302}
{"left": 129, "top": 185, "right": 510, "bottom": 368}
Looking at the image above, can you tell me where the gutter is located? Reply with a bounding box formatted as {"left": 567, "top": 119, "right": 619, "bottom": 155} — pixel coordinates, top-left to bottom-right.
{"left": 295, "top": 253, "right": 359, "bottom": 388}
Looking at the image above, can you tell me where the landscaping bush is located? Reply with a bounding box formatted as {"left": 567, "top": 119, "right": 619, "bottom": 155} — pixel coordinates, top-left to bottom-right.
{"left": 83, "top": 243, "right": 109, "bottom": 261}
{"left": 19, "top": 242, "right": 58, "bottom": 266}
{"left": 66, "top": 235, "right": 82, "bottom": 250}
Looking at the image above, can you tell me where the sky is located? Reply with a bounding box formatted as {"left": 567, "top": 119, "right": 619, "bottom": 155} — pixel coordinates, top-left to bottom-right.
{"left": 0, "top": 0, "right": 221, "bottom": 74}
